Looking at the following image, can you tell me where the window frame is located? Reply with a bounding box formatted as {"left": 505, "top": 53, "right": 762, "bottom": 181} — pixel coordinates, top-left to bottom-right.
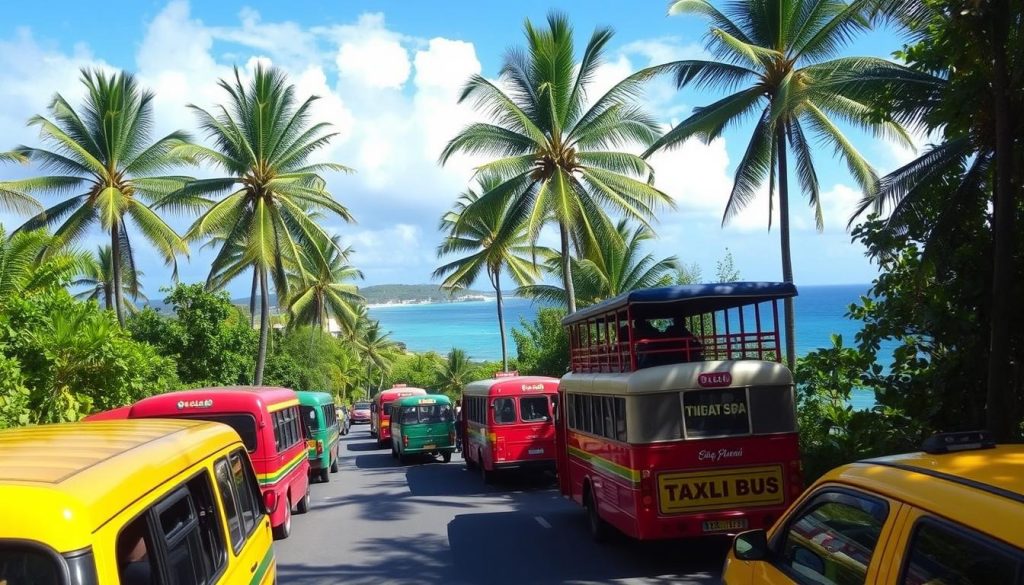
{"left": 769, "top": 487, "right": 891, "bottom": 585}
{"left": 898, "top": 515, "right": 1024, "bottom": 585}
{"left": 519, "top": 395, "right": 551, "bottom": 423}
{"left": 493, "top": 397, "right": 517, "bottom": 425}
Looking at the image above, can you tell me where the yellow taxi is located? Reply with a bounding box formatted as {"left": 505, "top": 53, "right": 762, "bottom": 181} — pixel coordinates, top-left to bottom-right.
{"left": 0, "top": 419, "right": 276, "bottom": 584}
{"left": 723, "top": 431, "right": 1024, "bottom": 584}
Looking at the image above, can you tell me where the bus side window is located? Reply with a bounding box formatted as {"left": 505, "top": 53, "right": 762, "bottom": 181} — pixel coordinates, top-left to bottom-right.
{"left": 566, "top": 393, "right": 576, "bottom": 429}
{"left": 614, "top": 397, "right": 627, "bottom": 442}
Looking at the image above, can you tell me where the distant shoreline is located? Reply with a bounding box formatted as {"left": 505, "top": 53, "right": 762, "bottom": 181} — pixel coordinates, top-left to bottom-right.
{"left": 367, "top": 296, "right": 497, "bottom": 310}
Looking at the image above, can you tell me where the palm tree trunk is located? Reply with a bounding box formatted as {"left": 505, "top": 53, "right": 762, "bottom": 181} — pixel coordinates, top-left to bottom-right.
{"left": 103, "top": 283, "right": 113, "bottom": 311}
{"left": 985, "top": 0, "right": 1017, "bottom": 440}
{"left": 249, "top": 266, "right": 258, "bottom": 328}
{"left": 493, "top": 268, "right": 509, "bottom": 372}
{"left": 110, "top": 222, "right": 125, "bottom": 327}
{"left": 777, "top": 130, "right": 796, "bottom": 371}
{"left": 254, "top": 265, "right": 270, "bottom": 385}
{"left": 560, "top": 222, "right": 577, "bottom": 314}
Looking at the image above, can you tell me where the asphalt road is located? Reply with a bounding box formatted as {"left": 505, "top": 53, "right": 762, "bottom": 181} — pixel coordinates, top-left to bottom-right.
{"left": 275, "top": 429, "right": 725, "bottom": 585}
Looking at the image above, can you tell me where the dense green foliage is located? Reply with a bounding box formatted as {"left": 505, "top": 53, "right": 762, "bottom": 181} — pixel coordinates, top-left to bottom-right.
{"left": 0, "top": 289, "right": 178, "bottom": 425}
{"left": 511, "top": 308, "right": 570, "bottom": 377}
{"left": 263, "top": 327, "right": 361, "bottom": 401}
{"left": 128, "top": 284, "right": 258, "bottom": 387}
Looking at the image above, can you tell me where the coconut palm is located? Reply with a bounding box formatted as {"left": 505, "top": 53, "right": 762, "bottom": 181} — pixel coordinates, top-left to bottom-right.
{"left": 435, "top": 348, "right": 473, "bottom": 398}
{"left": 169, "top": 64, "right": 354, "bottom": 385}
{"left": 440, "top": 12, "right": 674, "bottom": 316}
{"left": 350, "top": 308, "right": 401, "bottom": 395}
{"left": 434, "top": 176, "right": 540, "bottom": 372}
{"left": 0, "top": 152, "right": 42, "bottom": 215}
{"left": 72, "top": 245, "right": 147, "bottom": 311}
{"left": 1, "top": 70, "right": 190, "bottom": 326}
{"left": 0, "top": 227, "right": 92, "bottom": 305}
{"left": 644, "top": 0, "right": 910, "bottom": 369}
{"left": 286, "top": 235, "right": 364, "bottom": 336}
{"left": 518, "top": 218, "right": 679, "bottom": 307}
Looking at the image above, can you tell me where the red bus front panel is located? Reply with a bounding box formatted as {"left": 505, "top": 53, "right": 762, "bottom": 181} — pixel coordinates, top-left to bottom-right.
{"left": 564, "top": 431, "right": 801, "bottom": 540}
{"left": 374, "top": 388, "right": 427, "bottom": 444}
{"left": 462, "top": 377, "right": 560, "bottom": 473}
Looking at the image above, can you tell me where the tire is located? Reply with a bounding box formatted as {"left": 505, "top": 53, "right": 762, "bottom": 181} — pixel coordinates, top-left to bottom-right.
{"left": 391, "top": 443, "right": 399, "bottom": 459}
{"left": 319, "top": 468, "right": 330, "bottom": 483}
{"left": 585, "top": 489, "right": 610, "bottom": 543}
{"left": 442, "top": 451, "right": 452, "bottom": 463}
{"left": 272, "top": 498, "right": 291, "bottom": 540}
{"left": 295, "top": 487, "right": 311, "bottom": 514}
{"left": 464, "top": 451, "right": 477, "bottom": 470}
{"left": 330, "top": 457, "right": 339, "bottom": 473}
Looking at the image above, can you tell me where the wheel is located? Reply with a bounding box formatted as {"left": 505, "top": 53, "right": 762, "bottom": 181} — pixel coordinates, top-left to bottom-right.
{"left": 480, "top": 451, "right": 493, "bottom": 484}
{"left": 442, "top": 451, "right": 452, "bottom": 463}
{"left": 272, "top": 498, "right": 291, "bottom": 540}
{"left": 391, "top": 443, "right": 399, "bottom": 459}
{"left": 464, "top": 451, "right": 477, "bottom": 470}
{"left": 319, "top": 467, "right": 330, "bottom": 483}
{"left": 295, "top": 487, "right": 311, "bottom": 514}
{"left": 585, "top": 489, "right": 610, "bottom": 543}
{"left": 330, "top": 457, "right": 339, "bottom": 473}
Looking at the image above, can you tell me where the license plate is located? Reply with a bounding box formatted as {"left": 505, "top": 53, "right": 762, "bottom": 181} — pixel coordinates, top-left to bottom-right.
{"left": 423, "top": 444, "right": 436, "bottom": 449}
{"left": 528, "top": 448, "right": 544, "bottom": 455}
{"left": 703, "top": 518, "right": 748, "bottom": 532}
{"left": 657, "top": 465, "right": 784, "bottom": 514}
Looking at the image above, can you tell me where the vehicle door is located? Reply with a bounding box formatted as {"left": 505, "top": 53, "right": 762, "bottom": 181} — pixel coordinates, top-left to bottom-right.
{"left": 745, "top": 486, "right": 904, "bottom": 584}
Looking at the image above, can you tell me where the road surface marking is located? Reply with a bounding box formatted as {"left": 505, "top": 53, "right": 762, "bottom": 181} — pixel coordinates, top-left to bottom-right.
{"left": 534, "top": 516, "right": 551, "bottom": 529}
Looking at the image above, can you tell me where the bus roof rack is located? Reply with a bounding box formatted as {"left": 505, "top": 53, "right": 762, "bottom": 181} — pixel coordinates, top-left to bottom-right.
{"left": 921, "top": 430, "right": 996, "bottom": 454}
{"left": 564, "top": 282, "right": 798, "bottom": 324}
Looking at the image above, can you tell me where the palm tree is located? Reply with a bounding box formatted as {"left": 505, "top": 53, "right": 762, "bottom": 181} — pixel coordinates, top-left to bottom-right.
{"left": 349, "top": 307, "right": 401, "bottom": 395}
{"left": 72, "top": 245, "right": 146, "bottom": 311}
{"left": 644, "top": 0, "right": 910, "bottom": 369}
{"left": 518, "top": 218, "right": 679, "bottom": 307}
{"left": 170, "top": 64, "right": 354, "bottom": 385}
{"left": 286, "top": 236, "right": 364, "bottom": 336}
{"left": 434, "top": 176, "right": 540, "bottom": 372}
{"left": 435, "top": 348, "right": 473, "bottom": 398}
{"left": 0, "top": 70, "right": 190, "bottom": 326}
{"left": 0, "top": 152, "right": 41, "bottom": 215}
{"left": 440, "top": 12, "right": 674, "bottom": 316}
{"left": 0, "top": 227, "right": 92, "bottom": 305}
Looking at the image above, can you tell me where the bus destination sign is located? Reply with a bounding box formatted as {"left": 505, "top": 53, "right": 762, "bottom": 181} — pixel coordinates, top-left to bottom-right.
{"left": 698, "top": 372, "right": 732, "bottom": 387}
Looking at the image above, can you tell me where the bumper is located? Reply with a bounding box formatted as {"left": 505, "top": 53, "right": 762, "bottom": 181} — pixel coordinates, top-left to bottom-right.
{"left": 493, "top": 459, "right": 557, "bottom": 472}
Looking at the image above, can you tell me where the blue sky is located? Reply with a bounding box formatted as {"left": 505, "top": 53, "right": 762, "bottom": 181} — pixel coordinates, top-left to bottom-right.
{"left": 0, "top": 1, "right": 914, "bottom": 297}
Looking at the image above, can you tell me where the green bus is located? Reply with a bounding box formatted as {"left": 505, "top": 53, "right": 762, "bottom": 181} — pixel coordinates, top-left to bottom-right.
{"left": 297, "top": 390, "right": 341, "bottom": 482}
{"left": 391, "top": 394, "right": 456, "bottom": 464}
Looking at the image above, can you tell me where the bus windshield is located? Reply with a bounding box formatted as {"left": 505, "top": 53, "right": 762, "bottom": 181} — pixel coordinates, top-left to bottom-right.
{"left": 400, "top": 404, "right": 453, "bottom": 424}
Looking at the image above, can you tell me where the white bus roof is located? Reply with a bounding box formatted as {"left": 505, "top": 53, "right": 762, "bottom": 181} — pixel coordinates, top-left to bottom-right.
{"left": 559, "top": 360, "right": 792, "bottom": 395}
{"left": 463, "top": 376, "right": 560, "bottom": 396}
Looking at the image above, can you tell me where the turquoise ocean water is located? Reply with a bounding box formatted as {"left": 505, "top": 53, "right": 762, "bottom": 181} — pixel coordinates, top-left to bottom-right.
{"left": 369, "top": 284, "right": 879, "bottom": 409}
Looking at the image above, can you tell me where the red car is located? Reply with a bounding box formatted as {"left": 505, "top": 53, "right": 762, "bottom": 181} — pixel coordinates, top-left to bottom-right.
{"left": 351, "top": 401, "right": 371, "bottom": 425}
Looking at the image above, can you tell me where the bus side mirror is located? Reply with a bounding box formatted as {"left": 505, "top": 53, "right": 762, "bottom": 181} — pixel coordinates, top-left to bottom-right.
{"left": 733, "top": 529, "right": 769, "bottom": 561}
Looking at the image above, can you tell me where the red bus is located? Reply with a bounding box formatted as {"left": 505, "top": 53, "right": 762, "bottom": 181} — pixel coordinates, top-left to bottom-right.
{"left": 556, "top": 282, "right": 802, "bottom": 541}
{"left": 371, "top": 385, "right": 427, "bottom": 448}
{"left": 84, "top": 386, "right": 311, "bottom": 540}
{"left": 462, "top": 376, "right": 560, "bottom": 483}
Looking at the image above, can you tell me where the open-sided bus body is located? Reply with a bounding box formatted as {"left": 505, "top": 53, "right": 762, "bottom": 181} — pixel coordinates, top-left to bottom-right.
{"left": 557, "top": 282, "right": 802, "bottom": 541}
{"left": 462, "top": 376, "right": 560, "bottom": 481}
{"left": 296, "top": 390, "right": 341, "bottom": 483}
{"left": 0, "top": 419, "right": 275, "bottom": 585}
{"left": 371, "top": 386, "right": 428, "bottom": 447}
{"left": 93, "top": 386, "right": 311, "bottom": 540}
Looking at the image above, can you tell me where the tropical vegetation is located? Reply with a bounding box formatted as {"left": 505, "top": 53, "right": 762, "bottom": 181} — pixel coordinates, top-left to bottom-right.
{"left": 644, "top": 0, "right": 910, "bottom": 369}
{"left": 440, "top": 12, "right": 674, "bottom": 316}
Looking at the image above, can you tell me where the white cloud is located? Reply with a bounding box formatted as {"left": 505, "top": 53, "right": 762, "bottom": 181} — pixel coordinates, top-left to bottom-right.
{"left": 0, "top": 2, "right": 881, "bottom": 292}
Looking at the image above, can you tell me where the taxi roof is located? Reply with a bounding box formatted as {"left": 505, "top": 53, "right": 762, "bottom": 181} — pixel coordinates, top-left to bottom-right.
{"left": 823, "top": 445, "right": 1024, "bottom": 547}
{"left": 463, "top": 376, "right": 560, "bottom": 396}
{"left": 296, "top": 390, "right": 335, "bottom": 405}
{"left": 0, "top": 419, "right": 241, "bottom": 553}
